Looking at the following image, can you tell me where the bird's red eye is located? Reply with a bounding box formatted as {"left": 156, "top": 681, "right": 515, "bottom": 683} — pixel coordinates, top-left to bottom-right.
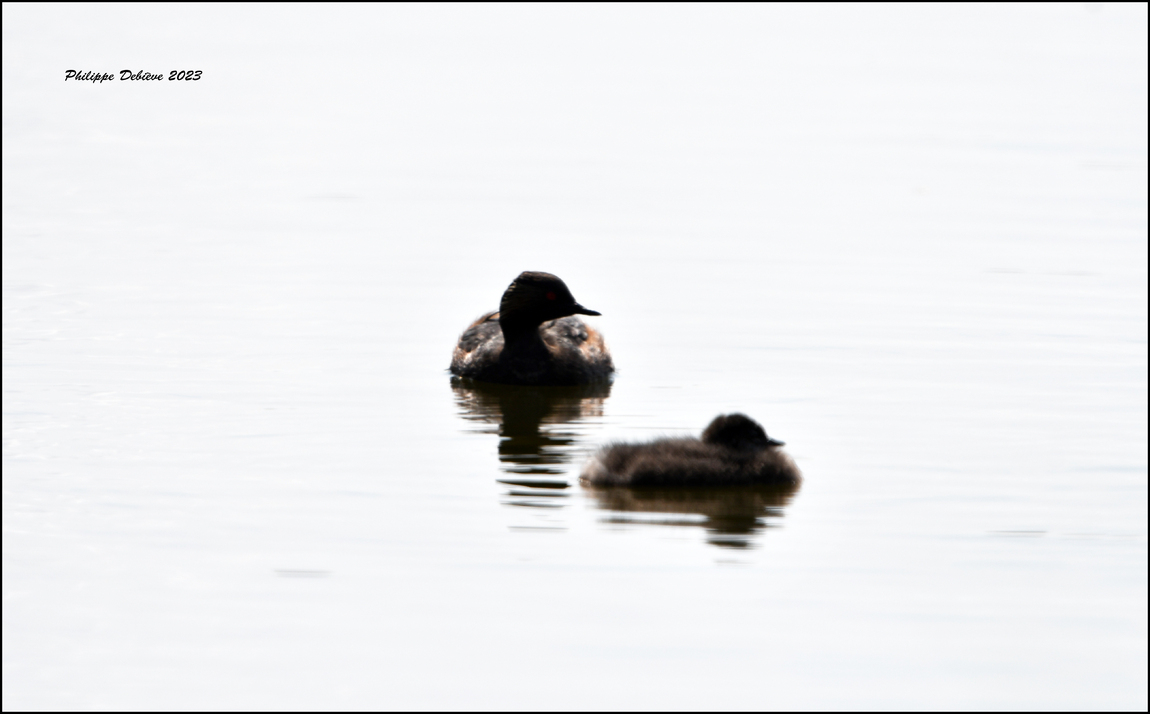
{"left": 546, "top": 292, "right": 556, "bottom": 300}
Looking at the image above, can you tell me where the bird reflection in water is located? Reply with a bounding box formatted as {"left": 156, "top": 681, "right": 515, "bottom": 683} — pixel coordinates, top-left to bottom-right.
{"left": 450, "top": 377, "right": 611, "bottom": 514}
{"left": 450, "top": 376, "right": 611, "bottom": 474}
{"left": 585, "top": 483, "right": 800, "bottom": 549}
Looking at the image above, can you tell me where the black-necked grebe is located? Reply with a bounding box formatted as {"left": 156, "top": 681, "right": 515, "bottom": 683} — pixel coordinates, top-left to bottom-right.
{"left": 450, "top": 271, "right": 614, "bottom": 386}
{"left": 581, "top": 413, "right": 801, "bottom": 487}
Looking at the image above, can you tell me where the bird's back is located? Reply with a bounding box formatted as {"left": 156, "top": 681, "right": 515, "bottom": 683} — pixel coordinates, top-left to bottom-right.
{"left": 582, "top": 436, "right": 800, "bottom": 487}
{"left": 450, "top": 313, "right": 613, "bottom": 386}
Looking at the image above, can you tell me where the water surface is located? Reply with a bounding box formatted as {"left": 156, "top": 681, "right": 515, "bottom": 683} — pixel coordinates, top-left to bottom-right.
{"left": 3, "top": 4, "right": 1147, "bottom": 709}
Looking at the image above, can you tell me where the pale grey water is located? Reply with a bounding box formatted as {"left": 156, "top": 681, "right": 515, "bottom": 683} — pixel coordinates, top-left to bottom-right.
{"left": 3, "top": 4, "right": 1147, "bottom": 710}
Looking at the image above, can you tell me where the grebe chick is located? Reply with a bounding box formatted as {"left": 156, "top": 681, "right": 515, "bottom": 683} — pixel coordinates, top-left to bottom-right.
{"left": 450, "top": 271, "right": 614, "bottom": 386}
{"left": 581, "top": 413, "right": 801, "bottom": 487}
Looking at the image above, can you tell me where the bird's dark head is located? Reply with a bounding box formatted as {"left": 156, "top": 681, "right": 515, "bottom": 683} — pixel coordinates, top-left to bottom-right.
{"left": 701, "top": 413, "right": 785, "bottom": 451}
{"left": 499, "top": 271, "right": 601, "bottom": 331}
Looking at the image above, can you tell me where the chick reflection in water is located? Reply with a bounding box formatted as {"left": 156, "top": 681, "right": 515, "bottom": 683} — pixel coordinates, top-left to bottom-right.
{"left": 582, "top": 414, "right": 801, "bottom": 549}
{"left": 451, "top": 377, "right": 611, "bottom": 476}
{"left": 587, "top": 485, "right": 798, "bottom": 549}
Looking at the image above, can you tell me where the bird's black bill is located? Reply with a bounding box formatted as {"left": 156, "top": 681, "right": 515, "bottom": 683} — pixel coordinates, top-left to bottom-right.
{"left": 573, "top": 303, "right": 601, "bottom": 316}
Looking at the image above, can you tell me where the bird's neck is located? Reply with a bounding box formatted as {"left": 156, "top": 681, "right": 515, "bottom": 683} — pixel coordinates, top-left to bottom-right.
{"left": 499, "top": 313, "right": 547, "bottom": 345}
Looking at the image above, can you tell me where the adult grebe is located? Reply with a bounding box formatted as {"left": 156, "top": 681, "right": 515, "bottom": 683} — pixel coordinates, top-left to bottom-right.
{"left": 450, "top": 271, "right": 613, "bottom": 386}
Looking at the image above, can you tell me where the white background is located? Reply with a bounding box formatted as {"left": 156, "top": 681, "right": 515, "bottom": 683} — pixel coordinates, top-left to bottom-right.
{"left": 4, "top": 4, "right": 1147, "bottom": 709}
